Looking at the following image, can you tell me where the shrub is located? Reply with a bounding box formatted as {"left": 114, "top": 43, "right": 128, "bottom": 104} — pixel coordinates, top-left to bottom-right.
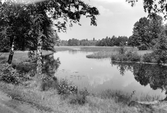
{"left": 111, "top": 50, "right": 141, "bottom": 62}
{"left": 142, "top": 53, "right": 153, "bottom": 63}
{"left": 28, "top": 51, "right": 37, "bottom": 62}
{"left": 138, "top": 44, "right": 148, "bottom": 50}
{"left": 14, "top": 62, "right": 36, "bottom": 74}
{"left": 142, "top": 51, "right": 167, "bottom": 64}
{"left": 126, "top": 51, "right": 141, "bottom": 62}
{"left": 57, "top": 79, "right": 78, "bottom": 95}
{"left": 0, "top": 64, "right": 20, "bottom": 85}
{"left": 153, "top": 50, "right": 167, "bottom": 64}
{"left": 69, "top": 88, "right": 89, "bottom": 105}
{"left": 118, "top": 46, "right": 127, "bottom": 55}
{"left": 40, "top": 76, "right": 58, "bottom": 91}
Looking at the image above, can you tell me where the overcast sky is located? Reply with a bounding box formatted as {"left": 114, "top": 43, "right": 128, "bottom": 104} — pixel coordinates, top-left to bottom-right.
{"left": 58, "top": 0, "right": 148, "bottom": 40}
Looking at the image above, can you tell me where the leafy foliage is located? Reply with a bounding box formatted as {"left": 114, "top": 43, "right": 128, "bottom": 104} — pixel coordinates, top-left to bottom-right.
{"left": 111, "top": 47, "right": 141, "bottom": 62}
{"left": 0, "top": 0, "right": 99, "bottom": 63}
{"left": 129, "top": 15, "right": 163, "bottom": 50}
{"left": 142, "top": 29, "right": 167, "bottom": 64}
{"left": 57, "top": 79, "right": 78, "bottom": 95}
{"left": 0, "top": 64, "right": 20, "bottom": 84}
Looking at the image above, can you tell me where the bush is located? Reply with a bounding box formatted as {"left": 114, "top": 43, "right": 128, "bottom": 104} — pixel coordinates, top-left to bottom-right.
{"left": 40, "top": 76, "right": 58, "bottom": 91}
{"left": 142, "top": 53, "right": 153, "bottom": 63}
{"left": 57, "top": 79, "right": 78, "bottom": 95}
{"left": 14, "top": 62, "right": 36, "bottom": 74}
{"left": 111, "top": 50, "right": 141, "bottom": 62}
{"left": 0, "top": 64, "right": 20, "bottom": 85}
{"left": 142, "top": 51, "right": 167, "bottom": 64}
{"left": 27, "top": 51, "right": 37, "bottom": 62}
{"left": 138, "top": 44, "right": 148, "bottom": 50}
{"left": 69, "top": 89, "right": 89, "bottom": 105}
{"left": 56, "top": 79, "right": 89, "bottom": 105}
{"left": 154, "top": 50, "right": 167, "bottom": 64}
{"left": 126, "top": 51, "right": 141, "bottom": 62}
{"left": 118, "top": 46, "right": 127, "bottom": 55}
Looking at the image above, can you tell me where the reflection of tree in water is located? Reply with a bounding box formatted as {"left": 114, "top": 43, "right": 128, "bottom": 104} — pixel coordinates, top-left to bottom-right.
{"left": 69, "top": 50, "right": 78, "bottom": 55}
{"left": 111, "top": 62, "right": 133, "bottom": 75}
{"left": 112, "top": 62, "right": 167, "bottom": 97}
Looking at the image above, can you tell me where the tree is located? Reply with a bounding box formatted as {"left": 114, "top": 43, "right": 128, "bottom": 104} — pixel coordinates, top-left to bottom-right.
{"left": 131, "top": 17, "right": 150, "bottom": 49}
{"left": 129, "top": 14, "right": 163, "bottom": 50}
{"left": 0, "top": 0, "right": 99, "bottom": 85}
{"left": 153, "top": 28, "right": 167, "bottom": 64}
{"left": 68, "top": 38, "right": 80, "bottom": 46}
{"left": 127, "top": 0, "right": 167, "bottom": 18}
{"left": 149, "top": 14, "right": 163, "bottom": 46}
{"left": 0, "top": 2, "right": 29, "bottom": 63}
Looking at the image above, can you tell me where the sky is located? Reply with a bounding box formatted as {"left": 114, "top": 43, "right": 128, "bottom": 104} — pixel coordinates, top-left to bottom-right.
{"left": 3, "top": 0, "right": 148, "bottom": 40}
{"left": 58, "top": 0, "right": 148, "bottom": 40}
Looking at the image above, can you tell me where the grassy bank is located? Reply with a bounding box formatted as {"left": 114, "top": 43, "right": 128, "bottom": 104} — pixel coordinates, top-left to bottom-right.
{"left": 0, "top": 81, "right": 165, "bottom": 113}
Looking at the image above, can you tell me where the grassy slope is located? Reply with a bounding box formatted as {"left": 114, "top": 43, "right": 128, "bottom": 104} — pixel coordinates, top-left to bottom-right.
{"left": 0, "top": 82, "right": 165, "bottom": 113}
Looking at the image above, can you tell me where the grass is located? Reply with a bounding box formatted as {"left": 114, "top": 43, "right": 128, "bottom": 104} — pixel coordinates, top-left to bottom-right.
{"left": 0, "top": 50, "right": 52, "bottom": 64}
{"left": 86, "top": 51, "right": 117, "bottom": 59}
{"left": 0, "top": 49, "right": 165, "bottom": 113}
{"left": 0, "top": 81, "right": 165, "bottom": 113}
{"left": 0, "top": 82, "right": 150, "bottom": 113}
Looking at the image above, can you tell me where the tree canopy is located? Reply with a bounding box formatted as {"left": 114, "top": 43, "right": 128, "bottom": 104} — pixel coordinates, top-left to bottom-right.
{"left": 0, "top": 0, "right": 99, "bottom": 52}
{"left": 127, "top": 0, "right": 167, "bottom": 18}
{"left": 129, "top": 14, "right": 163, "bottom": 50}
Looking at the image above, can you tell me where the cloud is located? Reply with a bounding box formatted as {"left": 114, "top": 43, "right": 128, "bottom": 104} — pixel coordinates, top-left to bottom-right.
{"left": 91, "top": 0, "right": 132, "bottom": 8}
{"left": 95, "top": 0, "right": 126, "bottom": 3}
{"left": 2, "top": 0, "right": 45, "bottom": 4}
{"left": 98, "top": 6, "right": 113, "bottom": 16}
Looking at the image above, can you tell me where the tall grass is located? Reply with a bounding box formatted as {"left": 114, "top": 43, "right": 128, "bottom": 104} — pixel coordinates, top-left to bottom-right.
{"left": 86, "top": 51, "right": 117, "bottom": 59}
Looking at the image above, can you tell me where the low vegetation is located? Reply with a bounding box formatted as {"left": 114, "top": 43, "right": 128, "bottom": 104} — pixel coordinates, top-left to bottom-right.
{"left": 111, "top": 46, "right": 141, "bottom": 62}
{"left": 86, "top": 51, "right": 115, "bottom": 59}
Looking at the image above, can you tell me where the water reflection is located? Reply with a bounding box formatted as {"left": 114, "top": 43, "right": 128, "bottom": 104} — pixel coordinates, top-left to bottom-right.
{"left": 112, "top": 62, "right": 167, "bottom": 100}
{"left": 53, "top": 51, "right": 165, "bottom": 98}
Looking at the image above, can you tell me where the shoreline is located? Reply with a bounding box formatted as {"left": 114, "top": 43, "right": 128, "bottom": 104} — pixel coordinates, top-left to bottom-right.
{"left": 111, "top": 60, "right": 167, "bottom": 66}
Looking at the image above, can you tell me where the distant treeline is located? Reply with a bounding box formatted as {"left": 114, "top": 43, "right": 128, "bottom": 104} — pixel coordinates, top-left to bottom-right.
{"left": 59, "top": 38, "right": 97, "bottom": 46}
{"left": 59, "top": 14, "right": 166, "bottom": 50}
{"left": 59, "top": 36, "right": 129, "bottom": 47}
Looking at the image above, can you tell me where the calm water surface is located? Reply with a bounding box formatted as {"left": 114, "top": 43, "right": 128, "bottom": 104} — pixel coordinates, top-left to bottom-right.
{"left": 54, "top": 51, "right": 166, "bottom": 99}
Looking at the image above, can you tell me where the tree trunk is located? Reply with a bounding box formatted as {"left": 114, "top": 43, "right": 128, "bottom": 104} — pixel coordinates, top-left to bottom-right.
{"left": 36, "top": 35, "right": 42, "bottom": 76}
{"left": 8, "top": 38, "right": 15, "bottom": 64}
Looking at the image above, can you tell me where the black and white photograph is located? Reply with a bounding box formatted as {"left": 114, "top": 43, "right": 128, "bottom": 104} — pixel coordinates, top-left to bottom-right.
{"left": 0, "top": 0, "right": 167, "bottom": 113}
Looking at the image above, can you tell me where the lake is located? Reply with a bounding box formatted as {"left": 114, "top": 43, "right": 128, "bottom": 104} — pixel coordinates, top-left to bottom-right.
{"left": 54, "top": 51, "right": 166, "bottom": 100}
